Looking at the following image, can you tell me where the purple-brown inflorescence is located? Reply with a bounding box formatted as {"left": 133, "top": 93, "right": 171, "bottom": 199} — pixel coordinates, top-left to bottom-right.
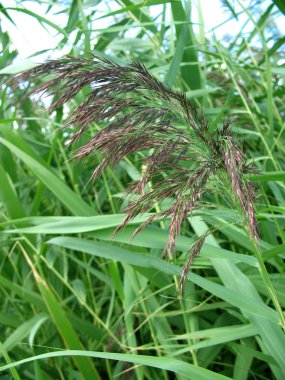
{"left": 179, "top": 235, "right": 206, "bottom": 294}
{"left": 220, "top": 120, "right": 258, "bottom": 241}
{"left": 10, "top": 54, "right": 258, "bottom": 286}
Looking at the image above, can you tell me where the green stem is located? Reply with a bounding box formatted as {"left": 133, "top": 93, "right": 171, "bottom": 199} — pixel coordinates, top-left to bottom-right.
{"left": 251, "top": 240, "right": 285, "bottom": 331}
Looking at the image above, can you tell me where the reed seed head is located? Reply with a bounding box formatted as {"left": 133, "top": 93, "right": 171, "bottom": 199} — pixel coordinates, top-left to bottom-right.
{"left": 10, "top": 54, "right": 259, "bottom": 287}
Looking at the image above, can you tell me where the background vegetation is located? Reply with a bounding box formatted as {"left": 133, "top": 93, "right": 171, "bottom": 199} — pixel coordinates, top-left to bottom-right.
{"left": 0, "top": 0, "right": 285, "bottom": 379}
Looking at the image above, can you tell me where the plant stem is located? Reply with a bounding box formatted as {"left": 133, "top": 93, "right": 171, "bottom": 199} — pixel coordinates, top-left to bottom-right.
{"left": 251, "top": 240, "right": 285, "bottom": 331}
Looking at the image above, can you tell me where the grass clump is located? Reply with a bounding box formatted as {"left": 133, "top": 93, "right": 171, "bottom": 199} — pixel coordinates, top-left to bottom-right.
{"left": 0, "top": 1, "right": 284, "bottom": 379}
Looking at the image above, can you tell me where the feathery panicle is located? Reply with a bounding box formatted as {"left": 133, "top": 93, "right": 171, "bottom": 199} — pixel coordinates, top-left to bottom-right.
{"left": 179, "top": 235, "right": 206, "bottom": 294}
{"left": 10, "top": 54, "right": 258, "bottom": 287}
{"left": 220, "top": 121, "right": 258, "bottom": 241}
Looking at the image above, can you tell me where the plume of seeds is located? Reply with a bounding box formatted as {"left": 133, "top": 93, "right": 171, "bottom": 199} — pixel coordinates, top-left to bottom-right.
{"left": 179, "top": 235, "right": 207, "bottom": 294}
{"left": 10, "top": 54, "right": 258, "bottom": 284}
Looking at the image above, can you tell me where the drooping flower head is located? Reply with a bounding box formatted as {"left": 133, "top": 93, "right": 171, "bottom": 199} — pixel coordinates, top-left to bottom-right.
{"left": 10, "top": 54, "right": 258, "bottom": 281}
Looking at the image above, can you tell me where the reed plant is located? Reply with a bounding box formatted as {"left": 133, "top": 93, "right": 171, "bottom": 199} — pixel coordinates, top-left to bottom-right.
{"left": 0, "top": 1, "right": 284, "bottom": 379}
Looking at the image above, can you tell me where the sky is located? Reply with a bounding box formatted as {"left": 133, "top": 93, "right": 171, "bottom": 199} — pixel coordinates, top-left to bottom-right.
{"left": 1, "top": 0, "right": 284, "bottom": 62}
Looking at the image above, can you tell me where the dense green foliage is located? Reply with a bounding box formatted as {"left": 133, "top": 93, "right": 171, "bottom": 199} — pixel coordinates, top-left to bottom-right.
{"left": 0, "top": 1, "right": 285, "bottom": 379}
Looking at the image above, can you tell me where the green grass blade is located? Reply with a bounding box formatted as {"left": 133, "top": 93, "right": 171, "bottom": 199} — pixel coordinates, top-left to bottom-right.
{"left": 0, "top": 138, "right": 94, "bottom": 216}
{"left": 0, "top": 350, "right": 234, "bottom": 379}
{"left": 272, "top": 0, "right": 285, "bottom": 15}
{"left": 172, "top": 324, "right": 258, "bottom": 351}
{"left": 115, "top": 0, "right": 157, "bottom": 34}
{"left": 0, "top": 166, "right": 26, "bottom": 219}
{"left": 3, "top": 313, "right": 47, "bottom": 352}
{"left": 22, "top": 252, "right": 100, "bottom": 380}
{"left": 171, "top": 1, "right": 201, "bottom": 89}
{"left": 165, "top": 21, "right": 187, "bottom": 87}
{"left": 250, "top": 171, "right": 285, "bottom": 182}
{"left": 48, "top": 237, "right": 278, "bottom": 323}
{"left": 4, "top": 7, "right": 68, "bottom": 38}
